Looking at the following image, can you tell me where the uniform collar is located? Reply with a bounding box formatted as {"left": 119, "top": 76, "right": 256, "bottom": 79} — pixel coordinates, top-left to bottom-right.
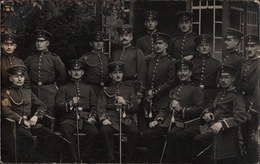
{"left": 198, "top": 53, "right": 211, "bottom": 59}
{"left": 122, "top": 44, "right": 131, "bottom": 50}
{"left": 247, "top": 55, "right": 259, "bottom": 62}
{"left": 91, "top": 49, "right": 102, "bottom": 54}
{"left": 11, "top": 85, "right": 24, "bottom": 90}
{"left": 70, "top": 79, "right": 81, "bottom": 84}
{"left": 2, "top": 51, "right": 14, "bottom": 57}
{"left": 112, "top": 81, "right": 123, "bottom": 86}
{"left": 229, "top": 49, "right": 239, "bottom": 55}
{"left": 146, "top": 29, "right": 157, "bottom": 35}
{"left": 156, "top": 52, "right": 168, "bottom": 58}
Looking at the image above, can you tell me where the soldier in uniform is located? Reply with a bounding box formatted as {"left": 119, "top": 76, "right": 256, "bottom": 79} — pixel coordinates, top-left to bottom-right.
{"left": 192, "top": 65, "right": 247, "bottom": 164}
{"left": 24, "top": 29, "right": 67, "bottom": 117}
{"left": 168, "top": 11, "right": 197, "bottom": 60}
{"left": 143, "top": 32, "right": 176, "bottom": 162}
{"left": 1, "top": 65, "right": 56, "bottom": 162}
{"left": 79, "top": 31, "right": 110, "bottom": 97}
{"left": 191, "top": 34, "right": 220, "bottom": 105}
{"left": 55, "top": 60, "right": 98, "bottom": 163}
{"left": 223, "top": 28, "right": 245, "bottom": 86}
{"left": 97, "top": 61, "right": 140, "bottom": 163}
{"left": 238, "top": 35, "right": 260, "bottom": 163}
{"left": 163, "top": 59, "right": 204, "bottom": 163}
{"left": 136, "top": 10, "right": 159, "bottom": 61}
{"left": 1, "top": 33, "right": 30, "bottom": 89}
{"left": 110, "top": 24, "right": 147, "bottom": 98}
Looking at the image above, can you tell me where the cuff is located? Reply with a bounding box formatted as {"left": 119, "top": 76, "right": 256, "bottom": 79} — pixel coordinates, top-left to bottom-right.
{"left": 220, "top": 120, "right": 229, "bottom": 129}
{"left": 156, "top": 117, "right": 164, "bottom": 124}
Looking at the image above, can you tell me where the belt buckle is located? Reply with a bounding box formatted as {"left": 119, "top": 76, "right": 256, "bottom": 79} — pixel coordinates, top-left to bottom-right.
{"left": 38, "top": 82, "right": 42, "bottom": 86}
{"left": 199, "top": 85, "right": 205, "bottom": 89}
{"left": 100, "top": 82, "right": 105, "bottom": 87}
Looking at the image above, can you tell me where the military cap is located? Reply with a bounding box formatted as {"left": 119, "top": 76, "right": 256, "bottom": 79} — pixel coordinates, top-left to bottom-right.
{"left": 33, "top": 0, "right": 44, "bottom": 6}
{"left": 194, "top": 34, "right": 212, "bottom": 45}
{"left": 217, "top": 65, "right": 237, "bottom": 76}
{"left": 7, "top": 65, "right": 27, "bottom": 75}
{"left": 143, "top": 10, "right": 159, "bottom": 21}
{"left": 152, "top": 32, "right": 170, "bottom": 42}
{"left": 225, "top": 28, "right": 243, "bottom": 40}
{"left": 176, "top": 11, "right": 194, "bottom": 21}
{"left": 68, "top": 59, "right": 85, "bottom": 70}
{"left": 107, "top": 61, "right": 125, "bottom": 72}
{"left": 1, "top": 33, "right": 18, "bottom": 44}
{"left": 88, "top": 31, "right": 105, "bottom": 42}
{"left": 35, "top": 29, "right": 53, "bottom": 41}
{"left": 175, "top": 59, "right": 193, "bottom": 70}
{"left": 116, "top": 24, "right": 133, "bottom": 35}
{"left": 244, "top": 35, "right": 259, "bottom": 45}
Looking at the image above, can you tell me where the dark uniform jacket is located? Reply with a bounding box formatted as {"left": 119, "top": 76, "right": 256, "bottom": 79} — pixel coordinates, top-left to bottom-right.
{"left": 55, "top": 80, "right": 97, "bottom": 129}
{"left": 191, "top": 53, "right": 220, "bottom": 89}
{"left": 202, "top": 88, "right": 247, "bottom": 160}
{"left": 238, "top": 57, "right": 260, "bottom": 116}
{"left": 1, "top": 52, "right": 30, "bottom": 89}
{"left": 110, "top": 45, "right": 147, "bottom": 92}
{"left": 79, "top": 50, "right": 109, "bottom": 86}
{"left": 168, "top": 32, "right": 197, "bottom": 60}
{"left": 1, "top": 86, "right": 47, "bottom": 125}
{"left": 97, "top": 81, "right": 138, "bottom": 131}
{"left": 24, "top": 50, "right": 67, "bottom": 113}
{"left": 136, "top": 31, "right": 156, "bottom": 56}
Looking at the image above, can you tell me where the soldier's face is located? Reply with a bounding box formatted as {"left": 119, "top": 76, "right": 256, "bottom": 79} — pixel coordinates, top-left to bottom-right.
{"left": 197, "top": 43, "right": 211, "bottom": 55}
{"left": 9, "top": 74, "right": 25, "bottom": 86}
{"left": 154, "top": 40, "right": 168, "bottom": 54}
{"left": 90, "top": 41, "right": 104, "bottom": 51}
{"left": 178, "top": 20, "right": 192, "bottom": 33}
{"left": 68, "top": 69, "right": 84, "bottom": 80}
{"left": 1, "top": 42, "right": 17, "bottom": 54}
{"left": 245, "top": 43, "right": 259, "bottom": 58}
{"left": 177, "top": 66, "right": 192, "bottom": 82}
{"left": 119, "top": 33, "right": 133, "bottom": 46}
{"left": 219, "top": 74, "right": 234, "bottom": 89}
{"left": 144, "top": 19, "right": 158, "bottom": 31}
{"left": 224, "top": 36, "right": 239, "bottom": 50}
{"left": 110, "top": 70, "right": 124, "bottom": 83}
{"left": 36, "top": 38, "right": 49, "bottom": 51}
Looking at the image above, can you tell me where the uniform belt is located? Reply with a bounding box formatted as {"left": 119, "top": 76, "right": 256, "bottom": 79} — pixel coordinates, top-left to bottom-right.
{"left": 124, "top": 76, "right": 136, "bottom": 81}
{"left": 87, "top": 81, "right": 105, "bottom": 87}
{"left": 31, "top": 80, "right": 55, "bottom": 86}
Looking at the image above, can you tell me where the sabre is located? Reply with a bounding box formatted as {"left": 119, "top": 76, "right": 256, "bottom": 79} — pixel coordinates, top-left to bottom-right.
{"left": 115, "top": 96, "right": 124, "bottom": 164}
{"left": 73, "top": 96, "right": 81, "bottom": 161}
{"left": 197, "top": 142, "right": 214, "bottom": 156}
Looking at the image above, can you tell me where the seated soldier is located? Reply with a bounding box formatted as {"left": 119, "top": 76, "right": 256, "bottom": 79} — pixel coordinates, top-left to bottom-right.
{"left": 97, "top": 61, "right": 141, "bottom": 163}
{"left": 55, "top": 59, "right": 98, "bottom": 163}
{"left": 1, "top": 65, "right": 55, "bottom": 163}
{"left": 192, "top": 65, "right": 247, "bottom": 164}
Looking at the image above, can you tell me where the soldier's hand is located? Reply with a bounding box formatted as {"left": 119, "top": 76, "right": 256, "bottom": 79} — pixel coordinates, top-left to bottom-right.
{"left": 72, "top": 97, "right": 80, "bottom": 104}
{"left": 102, "top": 119, "right": 111, "bottom": 126}
{"left": 29, "top": 116, "right": 38, "bottom": 126}
{"left": 203, "top": 113, "right": 214, "bottom": 122}
{"left": 149, "top": 121, "right": 158, "bottom": 128}
{"left": 116, "top": 96, "right": 127, "bottom": 105}
{"left": 23, "top": 120, "right": 31, "bottom": 128}
{"left": 87, "top": 117, "right": 96, "bottom": 124}
{"left": 147, "top": 90, "right": 153, "bottom": 99}
{"left": 171, "top": 100, "right": 180, "bottom": 111}
{"left": 210, "top": 122, "right": 223, "bottom": 134}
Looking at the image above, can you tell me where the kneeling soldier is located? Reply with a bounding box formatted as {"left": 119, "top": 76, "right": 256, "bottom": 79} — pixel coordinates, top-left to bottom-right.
{"left": 1, "top": 65, "right": 55, "bottom": 162}
{"left": 55, "top": 60, "right": 98, "bottom": 163}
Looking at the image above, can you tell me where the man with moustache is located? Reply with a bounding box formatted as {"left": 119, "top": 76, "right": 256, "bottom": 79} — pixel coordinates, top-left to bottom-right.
{"left": 1, "top": 33, "right": 30, "bottom": 89}
{"left": 79, "top": 31, "right": 110, "bottom": 97}
{"left": 238, "top": 35, "right": 260, "bottom": 163}
{"left": 136, "top": 10, "right": 159, "bottom": 61}
{"left": 143, "top": 32, "right": 176, "bottom": 163}
{"left": 168, "top": 11, "right": 197, "bottom": 60}
{"left": 24, "top": 29, "right": 67, "bottom": 117}
{"left": 192, "top": 65, "right": 247, "bottom": 164}
{"left": 55, "top": 60, "right": 98, "bottom": 163}
{"left": 97, "top": 61, "right": 140, "bottom": 163}
{"left": 163, "top": 59, "right": 204, "bottom": 163}
{"left": 191, "top": 34, "right": 220, "bottom": 105}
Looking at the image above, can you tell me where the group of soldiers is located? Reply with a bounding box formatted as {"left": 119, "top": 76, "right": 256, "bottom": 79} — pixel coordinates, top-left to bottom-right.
{"left": 1, "top": 9, "right": 259, "bottom": 164}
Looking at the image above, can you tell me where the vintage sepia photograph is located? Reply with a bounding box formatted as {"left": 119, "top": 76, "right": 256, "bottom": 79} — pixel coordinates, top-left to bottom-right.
{"left": 1, "top": 0, "right": 259, "bottom": 163}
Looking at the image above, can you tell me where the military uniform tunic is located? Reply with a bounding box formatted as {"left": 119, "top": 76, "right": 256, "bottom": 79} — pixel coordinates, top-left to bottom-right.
{"left": 168, "top": 32, "right": 197, "bottom": 59}
{"left": 79, "top": 50, "right": 109, "bottom": 96}
{"left": 136, "top": 31, "right": 156, "bottom": 56}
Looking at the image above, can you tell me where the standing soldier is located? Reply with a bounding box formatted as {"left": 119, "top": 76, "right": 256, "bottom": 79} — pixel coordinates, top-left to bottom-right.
{"left": 79, "top": 31, "right": 110, "bottom": 97}
{"left": 168, "top": 11, "right": 197, "bottom": 60}
{"left": 1, "top": 65, "right": 56, "bottom": 162}
{"left": 143, "top": 32, "right": 176, "bottom": 162}
{"left": 55, "top": 60, "right": 98, "bottom": 163}
{"left": 110, "top": 24, "right": 147, "bottom": 98}
{"left": 238, "top": 35, "right": 260, "bottom": 163}
{"left": 136, "top": 10, "right": 159, "bottom": 61}
{"left": 24, "top": 29, "right": 67, "bottom": 117}
{"left": 191, "top": 34, "right": 220, "bottom": 105}
{"left": 223, "top": 28, "right": 245, "bottom": 86}
{"left": 1, "top": 33, "right": 30, "bottom": 89}
{"left": 97, "top": 61, "right": 140, "bottom": 163}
